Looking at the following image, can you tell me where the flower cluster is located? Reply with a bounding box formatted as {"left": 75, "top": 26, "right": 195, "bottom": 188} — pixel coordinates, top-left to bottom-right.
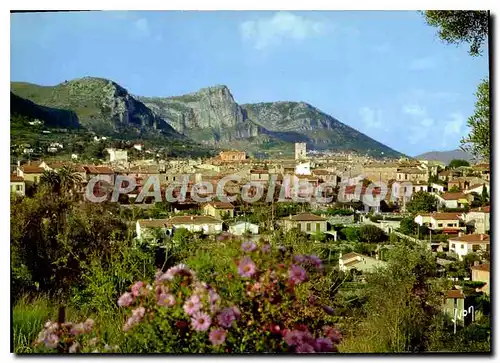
{"left": 117, "top": 263, "right": 242, "bottom": 348}
{"left": 34, "top": 318, "right": 117, "bottom": 353}
{"left": 281, "top": 325, "right": 342, "bottom": 353}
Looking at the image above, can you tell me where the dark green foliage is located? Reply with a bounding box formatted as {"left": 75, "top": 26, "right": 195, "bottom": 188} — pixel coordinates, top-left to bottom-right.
{"left": 399, "top": 217, "right": 418, "bottom": 236}
{"left": 359, "top": 225, "right": 387, "bottom": 243}
{"left": 448, "top": 159, "right": 470, "bottom": 168}
{"left": 340, "top": 227, "right": 361, "bottom": 242}
{"left": 423, "top": 11, "right": 489, "bottom": 56}
{"left": 462, "top": 79, "right": 490, "bottom": 159}
{"left": 407, "top": 191, "right": 438, "bottom": 213}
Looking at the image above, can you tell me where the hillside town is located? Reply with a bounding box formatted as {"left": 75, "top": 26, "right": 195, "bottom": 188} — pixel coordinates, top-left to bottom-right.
{"left": 10, "top": 9, "right": 491, "bottom": 355}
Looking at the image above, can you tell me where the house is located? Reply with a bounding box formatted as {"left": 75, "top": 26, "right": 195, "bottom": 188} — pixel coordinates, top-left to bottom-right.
{"left": 311, "top": 169, "right": 338, "bottom": 185}
{"left": 136, "top": 219, "right": 172, "bottom": 240}
{"left": 203, "top": 201, "right": 235, "bottom": 219}
{"left": 10, "top": 175, "right": 25, "bottom": 196}
{"left": 463, "top": 206, "right": 490, "bottom": 234}
{"left": 471, "top": 263, "right": 490, "bottom": 295}
{"left": 414, "top": 213, "right": 432, "bottom": 227}
{"left": 229, "top": 221, "right": 259, "bottom": 236}
{"left": 219, "top": 150, "right": 246, "bottom": 161}
{"left": 448, "top": 233, "right": 490, "bottom": 261}
{"left": 463, "top": 183, "right": 490, "bottom": 196}
{"left": 280, "top": 212, "right": 328, "bottom": 234}
{"left": 83, "top": 165, "right": 115, "bottom": 185}
{"left": 250, "top": 169, "right": 270, "bottom": 183}
{"left": 17, "top": 165, "right": 44, "bottom": 184}
{"left": 136, "top": 216, "right": 223, "bottom": 239}
{"left": 106, "top": 148, "right": 128, "bottom": 163}
{"left": 362, "top": 162, "right": 399, "bottom": 183}
{"left": 430, "top": 182, "right": 446, "bottom": 194}
{"left": 396, "top": 168, "right": 428, "bottom": 183}
{"left": 339, "top": 252, "right": 387, "bottom": 274}
{"left": 438, "top": 170, "right": 460, "bottom": 181}
{"left": 295, "top": 161, "right": 311, "bottom": 175}
{"left": 427, "top": 212, "right": 464, "bottom": 232}
{"left": 442, "top": 289, "right": 466, "bottom": 324}
{"left": 435, "top": 192, "right": 473, "bottom": 209}
{"left": 133, "top": 143, "right": 143, "bottom": 151}
{"left": 472, "top": 163, "right": 490, "bottom": 182}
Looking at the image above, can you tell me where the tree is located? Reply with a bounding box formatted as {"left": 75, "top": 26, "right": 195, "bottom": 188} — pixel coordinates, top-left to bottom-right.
{"left": 360, "top": 224, "right": 387, "bottom": 243}
{"left": 461, "top": 79, "right": 490, "bottom": 159}
{"left": 449, "top": 159, "right": 470, "bottom": 168}
{"left": 422, "top": 11, "right": 489, "bottom": 56}
{"left": 448, "top": 185, "right": 461, "bottom": 193}
{"left": 340, "top": 227, "right": 361, "bottom": 242}
{"left": 422, "top": 11, "right": 490, "bottom": 160}
{"left": 406, "top": 191, "right": 438, "bottom": 213}
{"left": 399, "top": 217, "right": 418, "bottom": 236}
{"left": 480, "top": 184, "right": 489, "bottom": 205}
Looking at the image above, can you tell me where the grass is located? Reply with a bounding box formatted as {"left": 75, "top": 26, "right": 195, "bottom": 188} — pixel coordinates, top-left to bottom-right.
{"left": 12, "top": 295, "right": 53, "bottom": 353}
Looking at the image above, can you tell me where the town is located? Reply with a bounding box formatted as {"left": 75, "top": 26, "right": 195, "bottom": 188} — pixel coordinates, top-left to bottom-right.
{"left": 10, "top": 9, "right": 491, "bottom": 355}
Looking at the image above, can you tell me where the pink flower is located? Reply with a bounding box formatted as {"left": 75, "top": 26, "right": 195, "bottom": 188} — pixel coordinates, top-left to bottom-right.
{"left": 70, "top": 323, "right": 85, "bottom": 336}
{"left": 231, "top": 306, "right": 241, "bottom": 318}
{"left": 295, "top": 343, "right": 316, "bottom": 353}
{"left": 44, "top": 333, "right": 59, "bottom": 349}
{"left": 158, "top": 293, "right": 176, "bottom": 307}
{"left": 238, "top": 256, "right": 256, "bottom": 278}
{"left": 69, "top": 341, "right": 80, "bottom": 353}
{"left": 123, "top": 307, "right": 146, "bottom": 332}
{"left": 307, "top": 254, "right": 322, "bottom": 267}
{"left": 209, "top": 328, "right": 227, "bottom": 346}
{"left": 183, "top": 296, "right": 201, "bottom": 316}
{"left": 158, "top": 264, "right": 193, "bottom": 281}
{"left": 314, "top": 337, "right": 334, "bottom": 352}
{"left": 294, "top": 255, "right": 306, "bottom": 263}
{"left": 118, "top": 292, "right": 134, "bottom": 307}
{"left": 323, "top": 326, "right": 342, "bottom": 344}
{"left": 217, "top": 307, "right": 236, "bottom": 328}
{"left": 131, "top": 281, "right": 145, "bottom": 297}
{"left": 261, "top": 243, "right": 271, "bottom": 253}
{"left": 288, "top": 264, "right": 308, "bottom": 284}
{"left": 209, "top": 290, "right": 220, "bottom": 304}
{"left": 83, "top": 319, "right": 94, "bottom": 333}
{"left": 284, "top": 330, "right": 304, "bottom": 346}
{"left": 191, "top": 311, "right": 212, "bottom": 331}
{"left": 241, "top": 241, "right": 257, "bottom": 252}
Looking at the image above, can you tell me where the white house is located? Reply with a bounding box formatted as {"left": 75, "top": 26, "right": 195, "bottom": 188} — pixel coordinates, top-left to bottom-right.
{"left": 229, "top": 222, "right": 259, "bottom": 236}
{"left": 106, "top": 148, "right": 128, "bottom": 163}
{"left": 339, "top": 252, "right": 387, "bottom": 274}
{"left": 414, "top": 213, "right": 432, "bottom": 226}
{"left": 463, "top": 183, "right": 490, "bottom": 196}
{"left": 463, "top": 206, "right": 490, "bottom": 234}
{"left": 133, "top": 143, "right": 143, "bottom": 151}
{"left": 428, "top": 212, "right": 463, "bottom": 232}
{"left": 448, "top": 233, "right": 490, "bottom": 261}
{"left": 434, "top": 192, "right": 473, "bottom": 209}
{"left": 10, "top": 175, "right": 25, "bottom": 196}
{"left": 295, "top": 161, "right": 311, "bottom": 176}
{"left": 136, "top": 216, "right": 223, "bottom": 240}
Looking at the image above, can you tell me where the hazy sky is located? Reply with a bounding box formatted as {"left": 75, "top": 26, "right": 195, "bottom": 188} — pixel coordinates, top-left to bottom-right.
{"left": 11, "top": 10, "right": 489, "bottom": 155}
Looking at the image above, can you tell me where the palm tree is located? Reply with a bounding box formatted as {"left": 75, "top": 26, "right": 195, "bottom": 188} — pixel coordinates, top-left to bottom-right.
{"left": 40, "top": 170, "right": 62, "bottom": 194}
{"left": 58, "top": 166, "right": 83, "bottom": 196}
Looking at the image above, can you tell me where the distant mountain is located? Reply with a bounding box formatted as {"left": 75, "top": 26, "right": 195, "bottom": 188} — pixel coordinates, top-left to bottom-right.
{"left": 140, "top": 85, "right": 404, "bottom": 158}
{"left": 414, "top": 149, "right": 477, "bottom": 165}
{"left": 10, "top": 92, "right": 80, "bottom": 129}
{"left": 11, "top": 78, "right": 182, "bottom": 139}
{"left": 11, "top": 78, "right": 404, "bottom": 158}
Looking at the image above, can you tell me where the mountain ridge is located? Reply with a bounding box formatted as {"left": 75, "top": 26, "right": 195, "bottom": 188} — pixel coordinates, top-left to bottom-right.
{"left": 11, "top": 78, "right": 404, "bottom": 158}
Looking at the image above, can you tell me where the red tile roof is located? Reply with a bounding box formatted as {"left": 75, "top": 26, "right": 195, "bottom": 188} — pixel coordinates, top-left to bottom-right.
{"left": 449, "top": 233, "right": 490, "bottom": 244}
{"left": 20, "top": 165, "right": 44, "bottom": 174}
{"left": 446, "top": 290, "right": 464, "bottom": 299}
{"left": 207, "top": 201, "right": 234, "bottom": 209}
{"left": 430, "top": 212, "right": 461, "bottom": 220}
{"left": 470, "top": 206, "right": 490, "bottom": 213}
{"left": 471, "top": 263, "right": 490, "bottom": 272}
{"left": 283, "top": 212, "right": 326, "bottom": 222}
{"left": 440, "top": 192, "right": 466, "bottom": 200}
{"left": 11, "top": 175, "right": 24, "bottom": 182}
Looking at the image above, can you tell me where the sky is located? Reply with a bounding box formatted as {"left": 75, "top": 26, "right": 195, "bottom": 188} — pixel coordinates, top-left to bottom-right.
{"left": 10, "top": 10, "right": 489, "bottom": 156}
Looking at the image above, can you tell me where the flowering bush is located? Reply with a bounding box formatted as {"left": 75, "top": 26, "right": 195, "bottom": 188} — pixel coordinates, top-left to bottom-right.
{"left": 32, "top": 238, "right": 342, "bottom": 353}
{"left": 33, "top": 318, "right": 118, "bottom": 353}
{"left": 116, "top": 238, "right": 342, "bottom": 353}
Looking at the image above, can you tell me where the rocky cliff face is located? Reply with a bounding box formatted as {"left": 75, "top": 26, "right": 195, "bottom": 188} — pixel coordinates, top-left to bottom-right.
{"left": 140, "top": 85, "right": 260, "bottom": 143}
{"left": 11, "top": 77, "right": 181, "bottom": 137}
{"left": 11, "top": 78, "right": 403, "bottom": 157}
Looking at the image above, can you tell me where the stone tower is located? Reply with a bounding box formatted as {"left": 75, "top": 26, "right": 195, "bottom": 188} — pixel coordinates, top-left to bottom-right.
{"left": 295, "top": 142, "right": 307, "bottom": 160}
